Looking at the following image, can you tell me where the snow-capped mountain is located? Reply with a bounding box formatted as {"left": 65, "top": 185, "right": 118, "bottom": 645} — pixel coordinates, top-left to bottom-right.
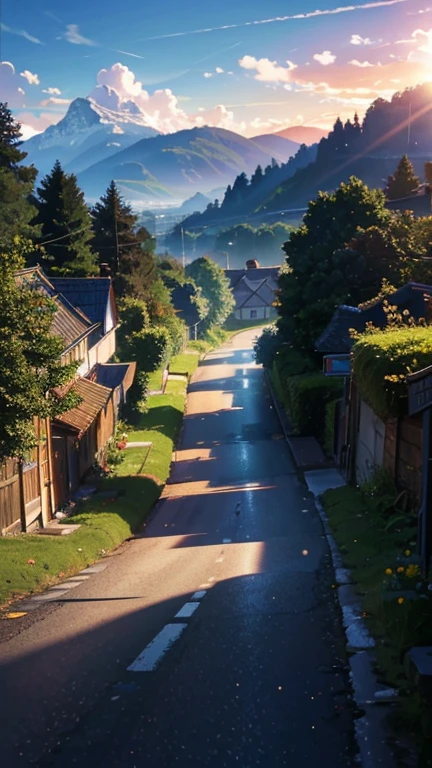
{"left": 23, "top": 93, "right": 159, "bottom": 177}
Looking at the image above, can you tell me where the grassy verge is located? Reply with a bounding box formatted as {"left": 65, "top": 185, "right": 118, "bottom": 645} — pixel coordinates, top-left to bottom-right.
{"left": 321, "top": 483, "right": 432, "bottom": 757}
{"left": 0, "top": 361, "right": 192, "bottom": 609}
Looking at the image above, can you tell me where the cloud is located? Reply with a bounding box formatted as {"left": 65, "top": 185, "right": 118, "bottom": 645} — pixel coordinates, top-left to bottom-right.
{"left": 350, "top": 59, "right": 375, "bottom": 66}
{"left": 239, "top": 55, "right": 297, "bottom": 82}
{"left": 215, "top": 67, "right": 224, "bottom": 74}
{"left": 114, "top": 50, "right": 145, "bottom": 60}
{"left": 412, "top": 28, "right": 432, "bottom": 53}
{"left": 313, "top": 51, "right": 336, "bottom": 65}
{"left": 42, "top": 87, "right": 62, "bottom": 95}
{"left": 350, "top": 34, "right": 372, "bottom": 45}
{"left": 88, "top": 62, "right": 238, "bottom": 133}
{"left": 203, "top": 72, "right": 213, "bottom": 78}
{"left": 62, "top": 24, "right": 96, "bottom": 46}
{"left": 0, "top": 62, "right": 26, "bottom": 108}
{"left": 143, "top": 1, "right": 407, "bottom": 40}
{"left": 14, "top": 111, "right": 64, "bottom": 140}
{"left": 40, "top": 97, "right": 71, "bottom": 107}
{"left": 0, "top": 22, "right": 43, "bottom": 45}
{"left": 20, "top": 70, "right": 40, "bottom": 85}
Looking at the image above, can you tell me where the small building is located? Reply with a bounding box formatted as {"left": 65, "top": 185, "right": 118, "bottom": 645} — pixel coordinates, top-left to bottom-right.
{"left": 225, "top": 262, "right": 279, "bottom": 321}
{"left": 317, "top": 282, "right": 432, "bottom": 492}
{"left": 385, "top": 184, "right": 432, "bottom": 218}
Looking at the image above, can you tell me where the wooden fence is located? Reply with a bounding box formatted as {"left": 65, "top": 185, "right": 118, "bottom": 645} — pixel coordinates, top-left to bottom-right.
{"left": 0, "top": 459, "right": 21, "bottom": 533}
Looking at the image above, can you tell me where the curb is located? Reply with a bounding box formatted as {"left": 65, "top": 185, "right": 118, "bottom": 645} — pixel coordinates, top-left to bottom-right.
{"left": 264, "top": 369, "right": 402, "bottom": 767}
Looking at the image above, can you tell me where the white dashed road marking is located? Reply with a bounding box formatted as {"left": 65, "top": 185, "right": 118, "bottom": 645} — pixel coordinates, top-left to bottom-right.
{"left": 127, "top": 623, "right": 188, "bottom": 672}
{"left": 175, "top": 602, "right": 200, "bottom": 618}
{"left": 191, "top": 590, "right": 207, "bottom": 600}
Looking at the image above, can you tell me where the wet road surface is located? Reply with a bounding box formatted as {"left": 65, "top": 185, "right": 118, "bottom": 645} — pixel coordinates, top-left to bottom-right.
{"left": 0, "top": 330, "right": 355, "bottom": 767}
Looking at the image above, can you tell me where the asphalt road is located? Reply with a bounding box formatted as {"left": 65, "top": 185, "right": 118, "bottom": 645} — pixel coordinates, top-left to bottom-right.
{"left": 0, "top": 330, "right": 355, "bottom": 767}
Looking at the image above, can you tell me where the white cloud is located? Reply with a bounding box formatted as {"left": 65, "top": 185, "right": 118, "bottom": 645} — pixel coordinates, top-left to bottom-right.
{"left": 350, "top": 34, "right": 372, "bottom": 45}
{"left": 215, "top": 67, "right": 224, "bottom": 74}
{"left": 412, "top": 28, "right": 432, "bottom": 53}
{"left": 350, "top": 59, "right": 375, "bottom": 67}
{"left": 203, "top": 72, "right": 213, "bottom": 78}
{"left": 239, "top": 55, "right": 297, "bottom": 82}
{"left": 40, "top": 97, "right": 71, "bottom": 107}
{"left": 0, "top": 62, "right": 26, "bottom": 108}
{"left": 89, "top": 63, "right": 237, "bottom": 133}
{"left": 42, "top": 87, "right": 62, "bottom": 95}
{"left": 144, "top": 1, "right": 408, "bottom": 41}
{"left": 62, "top": 24, "right": 96, "bottom": 46}
{"left": 20, "top": 70, "right": 40, "bottom": 85}
{"left": 0, "top": 22, "right": 43, "bottom": 45}
{"left": 313, "top": 50, "right": 336, "bottom": 65}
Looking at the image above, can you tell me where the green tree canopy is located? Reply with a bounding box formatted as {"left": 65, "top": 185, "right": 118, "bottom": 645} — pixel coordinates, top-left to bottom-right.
{"left": 158, "top": 257, "right": 208, "bottom": 327}
{"left": 34, "top": 160, "right": 97, "bottom": 276}
{"left": 0, "top": 239, "right": 79, "bottom": 458}
{"left": 92, "top": 180, "right": 157, "bottom": 298}
{"left": 278, "top": 176, "right": 390, "bottom": 355}
{"left": 186, "top": 256, "right": 235, "bottom": 331}
{"left": 0, "top": 102, "right": 38, "bottom": 245}
{"left": 385, "top": 155, "right": 420, "bottom": 200}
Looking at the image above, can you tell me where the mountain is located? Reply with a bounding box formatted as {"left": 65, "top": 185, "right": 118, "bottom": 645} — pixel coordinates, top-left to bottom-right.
{"left": 76, "top": 126, "right": 298, "bottom": 202}
{"left": 261, "top": 81, "right": 432, "bottom": 214}
{"left": 23, "top": 94, "right": 159, "bottom": 178}
{"left": 179, "top": 192, "right": 212, "bottom": 213}
{"left": 248, "top": 134, "right": 299, "bottom": 162}
{"left": 273, "top": 126, "right": 328, "bottom": 145}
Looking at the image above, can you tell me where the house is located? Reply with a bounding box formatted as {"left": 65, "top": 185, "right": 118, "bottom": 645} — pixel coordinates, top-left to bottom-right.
{"left": 0, "top": 268, "right": 135, "bottom": 534}
{"left": 317, "top": 283, "right": 432, "bottom": 493}
{"left": 225, "top": 261, "right": 279, "bottom": 321}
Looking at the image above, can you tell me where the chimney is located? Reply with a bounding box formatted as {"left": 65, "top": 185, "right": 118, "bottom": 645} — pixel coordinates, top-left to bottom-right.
{"left": 246, "top": 259, "right": 259, "bottom": 270}
{"left": 99, "top": 263, "right": 112, "bottom": 278}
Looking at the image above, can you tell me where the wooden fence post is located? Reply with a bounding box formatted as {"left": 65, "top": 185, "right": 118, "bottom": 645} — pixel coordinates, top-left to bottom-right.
{"left": 18, "top": 458, "right": 27, "bottom": 533}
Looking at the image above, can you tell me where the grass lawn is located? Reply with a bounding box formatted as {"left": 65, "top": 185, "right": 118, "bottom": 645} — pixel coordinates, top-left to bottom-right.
{"left": 322, "top": 485, "right": 432, "bottom": 752}
{"left": 0, "top": 364, "right": 192, "bottom": 609}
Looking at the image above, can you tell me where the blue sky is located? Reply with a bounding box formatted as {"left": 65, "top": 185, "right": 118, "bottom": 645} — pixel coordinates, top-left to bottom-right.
{"left": 1, "top": 0, "right": 432, "bottom": 138}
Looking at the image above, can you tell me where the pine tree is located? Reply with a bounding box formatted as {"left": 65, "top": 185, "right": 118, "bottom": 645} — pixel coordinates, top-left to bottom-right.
{"left": 0, "top": 102, "right": 38, "bottom": 245}
{"left": 385, "top": 155, "right": 420, "bottom": 200}
{"left": 251, "top": 165, "right": 264, "bottom": 187}
{"left": 91, "top": 180, "right": 157, "bottom": 298}
{"left": 34, "top": 160, "right": 97, "bottom": 276}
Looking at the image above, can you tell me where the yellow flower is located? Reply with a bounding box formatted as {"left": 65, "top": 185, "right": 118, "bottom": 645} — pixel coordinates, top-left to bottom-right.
{"left": 398, "top": 597, "right": 405, "bottom": 604}
{"left": 385, "top": 568, "right": 393, "bottom": 575}
{"left": 406, "top": 564, "right": 420, "bottom": 579}
{"left": 397, "top": 567, "right": 405, "bottom": 574}
{"left": 405, "top": 549, "right": 411, "bottom": 557}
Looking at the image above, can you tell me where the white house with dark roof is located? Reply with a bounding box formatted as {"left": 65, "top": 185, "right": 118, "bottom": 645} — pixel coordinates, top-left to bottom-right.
{"left": 225, "top": 262, "right": 279, "bottom": 321}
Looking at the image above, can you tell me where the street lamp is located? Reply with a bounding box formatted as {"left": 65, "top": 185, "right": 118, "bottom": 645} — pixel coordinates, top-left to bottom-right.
{"left": 226, "top": 241, "right": 233, "bottom": 270}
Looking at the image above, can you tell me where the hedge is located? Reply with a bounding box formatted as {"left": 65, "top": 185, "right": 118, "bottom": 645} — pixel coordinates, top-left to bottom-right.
{"left": 352, "top": 326, "right": 432, "bottom": 418}
{"left": 284, "top": 373, "right": 343, "bottom": 443}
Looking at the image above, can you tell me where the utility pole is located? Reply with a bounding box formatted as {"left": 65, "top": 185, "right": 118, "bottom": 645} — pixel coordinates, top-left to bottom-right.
{"left": 114, "top": 214, "right": 120, "bottom": 274}
{"left": 181, "top": 227, "right": 185, "bottom": 268}
{"left": 408, "top": 100, "right": 412, "bottom": 148}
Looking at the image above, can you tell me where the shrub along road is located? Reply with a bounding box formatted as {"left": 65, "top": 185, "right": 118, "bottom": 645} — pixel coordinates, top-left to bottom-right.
{"left": 0, "top": 330, "right": 355, "bottom": 766}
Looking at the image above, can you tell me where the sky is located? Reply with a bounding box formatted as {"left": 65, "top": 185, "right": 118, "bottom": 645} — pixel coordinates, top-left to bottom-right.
{"left": 2, "top": 0, "right": 432, "bottom": 139}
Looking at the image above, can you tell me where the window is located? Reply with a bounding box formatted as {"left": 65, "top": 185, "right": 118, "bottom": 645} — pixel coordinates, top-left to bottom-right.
{"left": 250, "top": 310, "right": 257, "bottom": 319}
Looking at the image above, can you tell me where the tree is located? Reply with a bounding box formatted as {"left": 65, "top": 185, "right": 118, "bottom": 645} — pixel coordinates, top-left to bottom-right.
{"left": 251, "top": 165, "right": 264, "bottom": 187}
{"left": 186, "top": 257, "right": 235, "bottom": 331}
{"left": 0, "top": 239, "right": 79, "bottom": 459}
{"left": 34, "top": 160, "right": 97, "bottom": 276}
{"left": 92, "top": 180, "right": 157, "bottom": 297}
{"left": 158, "top": 257, "right": 208, "bottom": 327}
{"left": 0, "top": 103, "right": 38, "bottom": 245}
{"left": 385, "top": 155, "right": 420, "bottom": 200}
{"left": 278, "top": 176, "right": 390, "bottom": 355}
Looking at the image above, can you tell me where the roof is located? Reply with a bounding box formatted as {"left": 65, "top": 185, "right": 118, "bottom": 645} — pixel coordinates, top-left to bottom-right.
{"left": 225, "top": 266, "right": 280, "bottom": 290}
{"left": 232, "top": 274, "right": 278, "bottom": 310}
{"left": 54, "top": 377, "right": 112, "bottom": 434}
{"left": 15, "top": 267, "right": 96, "bottom": 350}
{"left": 315, "top": 282, "right": 432, "bottom": 354}
{"left": 386, "top": 188, "right": 431, "bottom": 218}
{"left": 92, "top": 362, "right": 136, "bottom": 393}
{"left": 50, "top": 278, "right": 115, "bottom": 328}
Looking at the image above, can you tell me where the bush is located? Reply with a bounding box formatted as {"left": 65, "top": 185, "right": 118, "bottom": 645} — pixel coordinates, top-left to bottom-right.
{"left": 284, "top": 373, "right": 343, "bottom": 443}
{"left": 253, "top": 326, "right": 281, "bottom": 367}
{"left": 353, "top": 326, "right": 432, "bottom": 418}
{"left": 324, "top": 399, "right": 338, "bottom": 457}
{"left": 276, "top": 345, "right": 315, "bottom": 378}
